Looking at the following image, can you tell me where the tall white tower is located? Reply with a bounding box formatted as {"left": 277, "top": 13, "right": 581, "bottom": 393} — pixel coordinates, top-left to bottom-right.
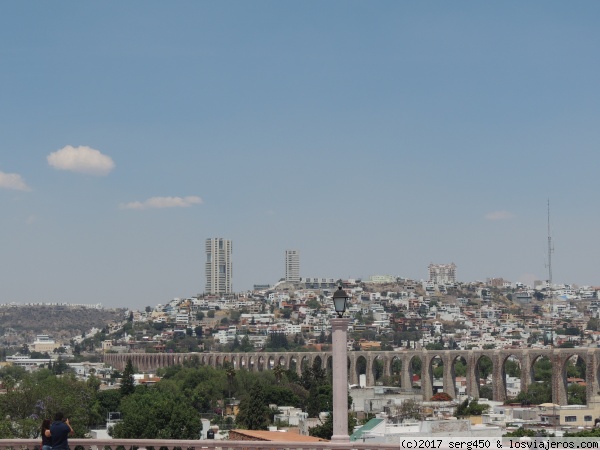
{"left": 205, "top": 238, "right": 232, "bottom": 294}
{"left": 285, "top": 250, "right": 300, "bottom": 283}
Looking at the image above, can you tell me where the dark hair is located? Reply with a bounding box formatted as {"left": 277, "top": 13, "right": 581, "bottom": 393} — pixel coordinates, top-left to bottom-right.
{"left": 54, "top": 412, "right": 65, "bottom": 422}
{"left": 41, "top": 419, "right": 51, "bottom": 434}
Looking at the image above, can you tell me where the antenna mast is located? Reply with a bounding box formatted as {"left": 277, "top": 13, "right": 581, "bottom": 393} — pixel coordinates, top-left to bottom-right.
{"left": 545, "top": 199, "right": 554, "bottom": 346}
{"left": 547, "top": 199, "right": 553, "bottom": 287}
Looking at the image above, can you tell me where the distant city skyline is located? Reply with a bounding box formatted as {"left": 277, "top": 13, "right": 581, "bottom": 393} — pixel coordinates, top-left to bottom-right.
{"left": 2, "top": 2, "right": 600, "bottom": 309}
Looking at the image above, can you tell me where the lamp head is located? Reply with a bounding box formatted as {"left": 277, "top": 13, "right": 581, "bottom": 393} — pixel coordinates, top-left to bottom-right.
{"left": 332, "top": 285, "right": 349, "bottom": 318}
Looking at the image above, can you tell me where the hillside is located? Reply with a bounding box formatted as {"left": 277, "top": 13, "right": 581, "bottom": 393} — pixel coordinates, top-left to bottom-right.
{"left": 0, "top": 305, "right": 126, "bottom": 346}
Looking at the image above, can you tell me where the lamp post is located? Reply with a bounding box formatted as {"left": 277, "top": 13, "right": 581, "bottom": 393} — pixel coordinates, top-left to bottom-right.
{"left": 331, "top": 285, "right": 351, "bottom": 442}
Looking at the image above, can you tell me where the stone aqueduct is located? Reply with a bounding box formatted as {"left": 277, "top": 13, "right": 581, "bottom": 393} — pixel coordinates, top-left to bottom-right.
{"left": 104, "top": 348, "right": 600, "bottom": 406}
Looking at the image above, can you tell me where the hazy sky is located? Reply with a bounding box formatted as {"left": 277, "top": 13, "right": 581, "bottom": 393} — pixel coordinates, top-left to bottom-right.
{"left": 2, "top": 2, "right": 599, "bottom": 309}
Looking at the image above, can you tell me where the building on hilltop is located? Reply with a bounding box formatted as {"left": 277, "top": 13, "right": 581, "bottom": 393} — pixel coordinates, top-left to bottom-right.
{"left": 428, "top": 263, "right": 456, "bottom": 284}
{"left": 31, "top": 335, "right": 61, "bottom": 353}
{"left": 369, "top": 275, "right": 396, "bottom": 284}
{"left": 285, "top": 250, "right": 300, "bottom": 283}
{"left": 205, "top": 238, "right": 232, "bottom": 294}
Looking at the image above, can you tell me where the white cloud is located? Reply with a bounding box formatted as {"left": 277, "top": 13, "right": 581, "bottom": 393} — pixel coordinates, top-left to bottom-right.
{"left": 484, "top": 210, "right": 515, "bottom": 221}
{"left": 47, "top": 145, "right": 115, "bottom": 175}
{"left": 120, "top": 196, "right": 203, "bottom": 210}
{"left": 0, "top": 171, "right": 31, "bottom": 191}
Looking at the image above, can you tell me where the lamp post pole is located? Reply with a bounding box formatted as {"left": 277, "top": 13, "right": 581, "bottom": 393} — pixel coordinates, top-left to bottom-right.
{"left": 331, "top": 285, "right": 351, "bottom": 442}
{"left": 330, "top": 317, "right": 350, "bottom": 442}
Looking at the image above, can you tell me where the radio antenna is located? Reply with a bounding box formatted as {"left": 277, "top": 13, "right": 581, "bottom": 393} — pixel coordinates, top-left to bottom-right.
{"left": 545, "top": 199, "right": 554, "bottom": 347}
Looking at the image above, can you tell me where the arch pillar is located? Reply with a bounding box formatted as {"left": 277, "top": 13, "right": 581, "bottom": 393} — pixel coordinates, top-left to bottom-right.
{"left": 381, "top": 355, "right": 390, "bottom": 382}
{"left": 442, "top": 354, "right": 456, "bottom": 399}
{"left": 552, "top": 351, "right": 568, "bottom": 405}
{"left": 321, "top": 353, "right": 328, "bottom": 372}
{"left": 466, "top": 352, "right": 479, "bottom": 398}
{"left": 587, "top": 350, "right": 600, "bottom": 406}
{"left": 421, "top": 352, "right": 433, "bottom": 400}
{"left": 365, "top": 354, "right": 374, "bottom": 387}
{"left": 348, "top": 355, "right": 357, "bottom": 385}
{"left": 401, "top": 355, "right": 411, "bottom": 391}
{"left": 491, "top": 352, "right": 505, "bottom": 402}
{"left": 551, "top": 351, "right": 565, "bottom": 405}
{"left": 295, "top": 353, "right": 303, "bottom": 378}
{"left": 382, "top": 354, "right": 389, "bottom": 379}
{"left": 519, "top": 352, "right": 531, "bottom": 398}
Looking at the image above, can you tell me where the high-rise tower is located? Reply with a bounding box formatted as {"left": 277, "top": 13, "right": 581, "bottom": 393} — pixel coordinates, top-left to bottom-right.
{"left": 205, "top": 238, "right": 232, "bottom": 294}
{"left": 285, "top": 250, "right": 300, "bottom": 283}
{"left": 428, "top": 263, "right": 456, "bottom": 284}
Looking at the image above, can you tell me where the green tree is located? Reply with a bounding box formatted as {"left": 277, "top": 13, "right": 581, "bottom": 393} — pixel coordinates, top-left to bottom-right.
{"left": 318, "top": 331, "right": 326, "bottom": 344}
{"left": 273, "top": 365, "right": 285, "bottom": 384}
{"left": 559, "top": 342, "right": 575, "bottom": 348}
{"left": 566, "top": 358, "right": 585, "bottom": 379}
{"left": 306, "top": 384, "right": 336, "bottom": 417}
{"left": 504, "top": 428, "right": 539, "bottom": 437}
{"left": 477, "top": 356, "right": 493, "bottom": 380}
{"left": 225, "top": 363, "right": 236, "bottom": 399}
{"left": 50, "top": 357, "right": 71, "bottom": 375}
{"left": 90, "top": 389, "right": 122, "bottom": 427}
{"left": 453, "top": 359, "right": 467, "bottom": 377}
{"left": 300, "top": 360, "right": 327, "bottom": 391}
{"left": 235, "top": 382, "right": 271, "bottom": 430}
{"left": 513, "top": 382, "right": 552, "bottom": 405}
{"left": 586, "top": 317, "right": 600, "bottom": 331}
{"left": 567, "top": 383, "right": 586, "bottom": 405}
{"left": 0, "top": 370, "right": 95, "bottom": 438}
{"left": 228, "top": 335, "right": 240, "bottom": 351}
{"left": 309, "top": 411, "right": 357, "bottom": 440}
{"left": 390, "top": 359, "right": 403, "bottom": 385}
{"left": 239, "top": 335, "right": 254, "bottom": 352}
{"left": 265, "top": 385, "right": 302, "bottom": 408}
{"left": 0, "top": 365, "right": 27, "bottom": 387}
{"left": 425, "top": 342, "right": 445, "bottom": 350}
{"left": 265, "top": 332, "right": 289, "bottom": 351}
{"left": 479, "top": 385, "right": 493, "bottom": 400}
{"left": 397, "top": 398, "right": 423, "bottom": 421}
{"left": 120, "top": 358, "right": 136, "bottom": 397}
{"left": 505, "top": 359, "right": 521, "bottom": 378}
{"left": 111, "top": 384, "right": 201, "bottom": 439}
{"left": 307, "top": 299, "right": 321, "bottom": 310}
{"left": 455, "top": 398, "right": 489, "bottom": 417}
{"left": 533, "top": 357, "right": 552, "bottom": 382}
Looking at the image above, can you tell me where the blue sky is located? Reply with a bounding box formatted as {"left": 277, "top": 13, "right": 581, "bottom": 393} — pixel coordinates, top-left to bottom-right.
{"left": 1, "top": 2, "right": 599, "bottom": 309}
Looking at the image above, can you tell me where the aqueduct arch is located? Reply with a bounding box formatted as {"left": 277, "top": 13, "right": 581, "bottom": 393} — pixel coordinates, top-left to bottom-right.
{"left": 104, "top": 348, "right": 600, "bottom": 406}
